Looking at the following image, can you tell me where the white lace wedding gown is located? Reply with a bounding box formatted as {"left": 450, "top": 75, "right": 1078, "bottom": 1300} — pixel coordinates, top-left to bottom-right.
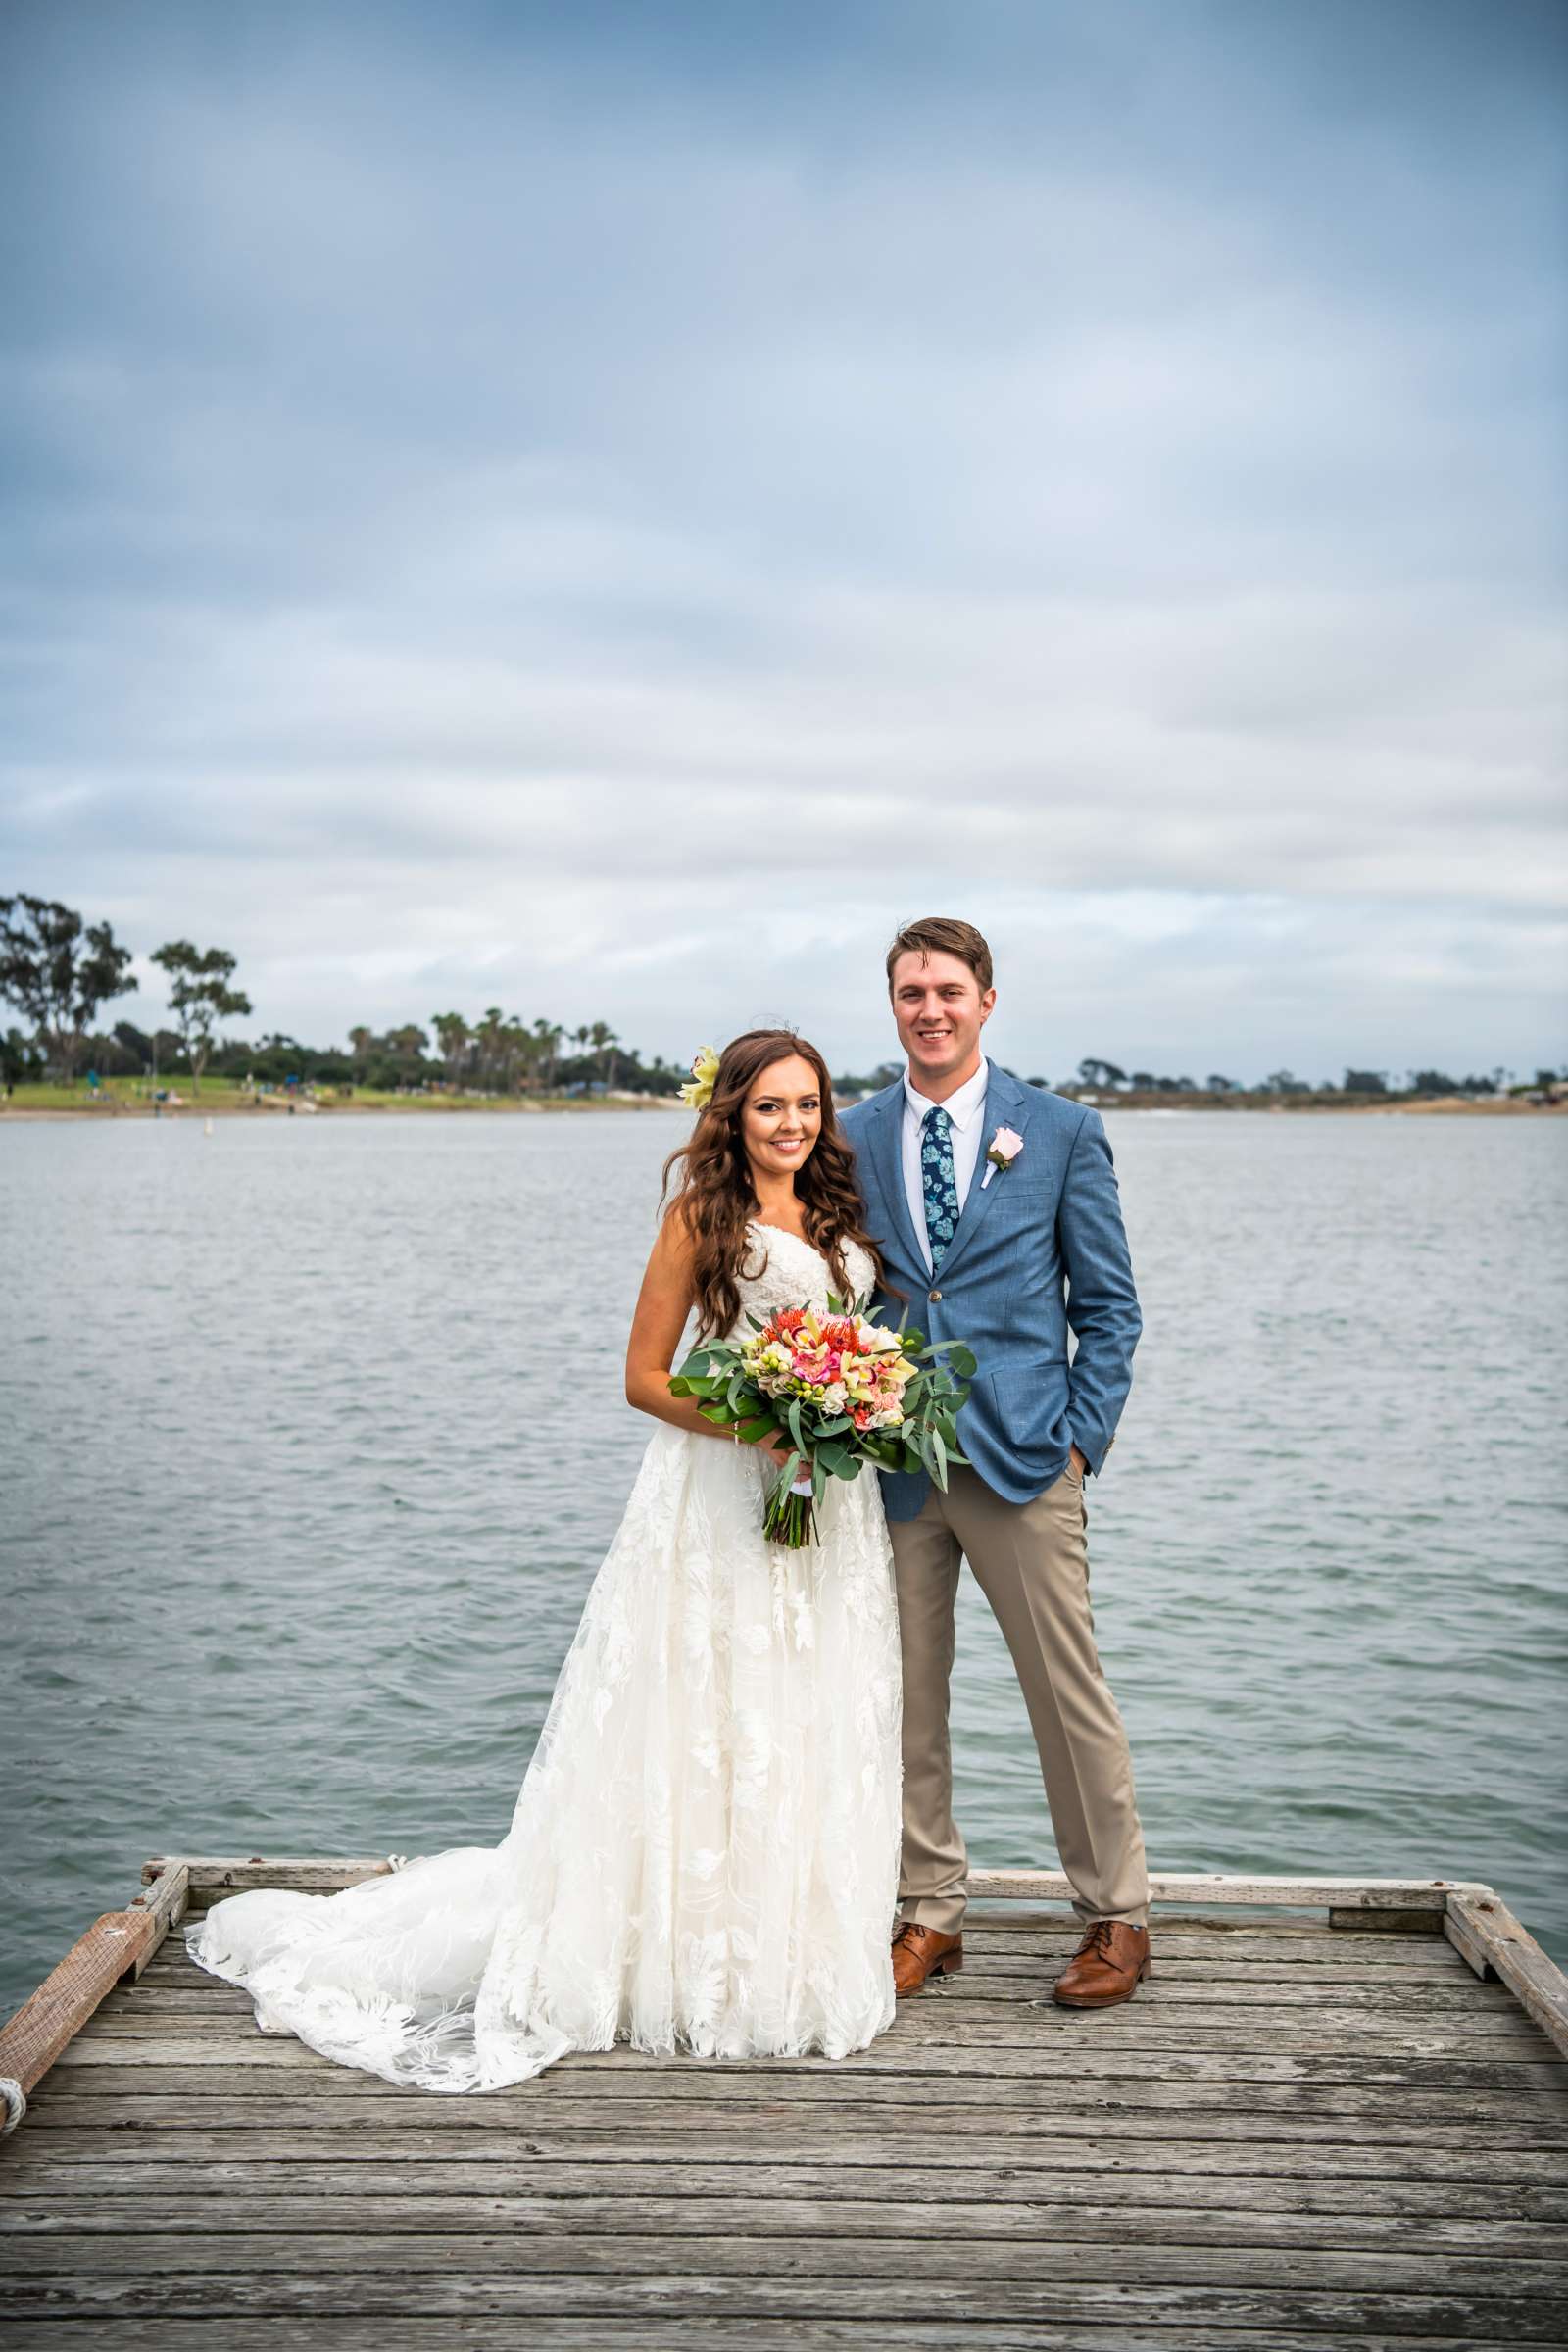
{"left": 186, "top": 1222, "right": 903, "bottom": 2091}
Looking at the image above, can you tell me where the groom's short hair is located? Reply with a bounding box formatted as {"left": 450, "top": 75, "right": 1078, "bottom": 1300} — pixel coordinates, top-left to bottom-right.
{"left": 885, "top": 917, "right": 994, "bottom": 997}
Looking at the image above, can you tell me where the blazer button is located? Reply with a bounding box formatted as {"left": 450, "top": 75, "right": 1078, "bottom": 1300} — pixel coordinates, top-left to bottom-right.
{"left": 928, "top": 1289, "right": 942, "bottom": 1303}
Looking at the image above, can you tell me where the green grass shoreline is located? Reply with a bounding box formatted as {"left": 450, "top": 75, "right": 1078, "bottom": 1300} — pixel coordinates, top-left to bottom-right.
{"left": 2, "top": 1080, "right": 1559, "bottom": 1120}
{"left": 0, "top": 1079, "right": 680, "bottom": 1117}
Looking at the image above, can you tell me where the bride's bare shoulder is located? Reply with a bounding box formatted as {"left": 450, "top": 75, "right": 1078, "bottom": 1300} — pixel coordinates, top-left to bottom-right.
{"left": 648, "top": 1196, "right": 698, "bottom": 1271}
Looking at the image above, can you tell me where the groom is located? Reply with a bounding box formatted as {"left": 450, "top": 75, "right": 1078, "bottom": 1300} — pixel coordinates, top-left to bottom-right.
{"left": 841, "top": 916, "right": 1152, "bottom": 2007}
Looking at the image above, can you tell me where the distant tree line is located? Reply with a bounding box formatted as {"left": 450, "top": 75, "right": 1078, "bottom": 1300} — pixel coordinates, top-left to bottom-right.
{"left": 0, "top": 892, "right": 250, "bottom": 1092}
{"left": 829, "top": 1056, "right": 1553, "bottom": 1101}
{"left": 1058, "top": 1057, "right": 1538, "bottom": 1100}
{"left": 0, "top": 892, "right": 687, "bottom": 1097}
{"left": 3, "top": 892, "right": 1555, "bottom": 1103}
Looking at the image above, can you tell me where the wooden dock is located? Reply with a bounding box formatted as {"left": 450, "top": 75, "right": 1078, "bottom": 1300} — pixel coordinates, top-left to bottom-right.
{"left": 2, "top": 1856, "right": 1566, "bottom": 2347}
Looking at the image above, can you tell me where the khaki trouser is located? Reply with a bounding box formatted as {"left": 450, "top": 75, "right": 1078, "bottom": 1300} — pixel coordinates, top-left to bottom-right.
{"left": 889, "top": 1461, "right": 1150, "bottom": 1935}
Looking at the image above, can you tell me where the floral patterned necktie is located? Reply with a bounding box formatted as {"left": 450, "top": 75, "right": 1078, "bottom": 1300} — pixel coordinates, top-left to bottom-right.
{"left": 920, "top": 1103, "right": 959, "bottom": 1269}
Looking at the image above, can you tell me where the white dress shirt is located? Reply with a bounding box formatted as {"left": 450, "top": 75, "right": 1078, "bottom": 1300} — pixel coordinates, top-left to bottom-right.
{"left": 901, "top": 1058, "right": 990, "bottom": 1273}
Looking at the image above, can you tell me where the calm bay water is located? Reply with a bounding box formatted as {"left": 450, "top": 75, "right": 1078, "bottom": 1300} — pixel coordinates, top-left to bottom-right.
{"left": 2, "top": 1106, "right": 1564, "bottom": 2015}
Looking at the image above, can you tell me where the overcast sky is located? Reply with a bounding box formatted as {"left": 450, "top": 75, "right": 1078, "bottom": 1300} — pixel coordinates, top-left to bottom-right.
{"left": 2, "top": 0, "right": 1564, "bottom": 1083}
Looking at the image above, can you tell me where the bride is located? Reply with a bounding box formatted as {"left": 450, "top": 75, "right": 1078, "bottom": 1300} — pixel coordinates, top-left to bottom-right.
{"left": 187, "top": 1028, "right": 904, "bottom": 2091}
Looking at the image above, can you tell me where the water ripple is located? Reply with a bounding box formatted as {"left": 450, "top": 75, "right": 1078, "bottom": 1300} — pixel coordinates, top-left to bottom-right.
{"left": 1, "top": 1106, "right": 1564, "bottom": 2015}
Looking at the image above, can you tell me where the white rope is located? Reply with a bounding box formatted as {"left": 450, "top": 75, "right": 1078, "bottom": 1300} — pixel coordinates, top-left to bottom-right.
{"left": 0, "top": 2078, "right": 25, "bottom": 2135}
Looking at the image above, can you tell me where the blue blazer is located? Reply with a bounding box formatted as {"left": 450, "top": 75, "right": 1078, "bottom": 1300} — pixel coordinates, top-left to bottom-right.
{"left": 839, "top": 1061, "right": 1142, "bottom": 1522}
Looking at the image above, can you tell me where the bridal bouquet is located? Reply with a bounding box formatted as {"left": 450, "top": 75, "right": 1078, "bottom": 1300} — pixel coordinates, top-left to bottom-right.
{"left": 669, "top": 1298, "right": 974, "bottom": 1546}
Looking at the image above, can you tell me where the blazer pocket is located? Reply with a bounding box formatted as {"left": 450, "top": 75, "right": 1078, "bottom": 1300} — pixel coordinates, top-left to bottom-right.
{"left": 987, "top": 1357, "right": 1071, "bottom": 1451}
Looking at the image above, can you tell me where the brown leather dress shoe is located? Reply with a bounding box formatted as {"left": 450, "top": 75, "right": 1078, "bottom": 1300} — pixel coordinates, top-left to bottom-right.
{"left": 891, "top": 1921, "right": 963, "bottom": 1997}
{"left": 1053, "top": 1918, "right": 1152, "bottom": 2008}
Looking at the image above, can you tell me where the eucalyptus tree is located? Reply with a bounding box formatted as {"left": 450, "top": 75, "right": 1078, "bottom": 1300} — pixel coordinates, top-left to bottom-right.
{"left": 149, "top": 940, "right": 253, "bottom": 1096}
{"left": 0, "top": 893, "right": 138, "bottom": 1079}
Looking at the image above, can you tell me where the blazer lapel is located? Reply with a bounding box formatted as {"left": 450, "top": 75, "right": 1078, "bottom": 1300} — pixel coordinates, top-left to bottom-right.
{"left": 862, "top": 1081, "right": 926, "bottom": 1275}
{"left": 927, "top": 1060, "right": 1032, "bottom": 1286}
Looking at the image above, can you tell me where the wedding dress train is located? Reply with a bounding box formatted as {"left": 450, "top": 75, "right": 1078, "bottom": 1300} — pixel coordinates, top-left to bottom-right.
{"left": 186, "top": 1224, "right": 903, "bottom": 2091}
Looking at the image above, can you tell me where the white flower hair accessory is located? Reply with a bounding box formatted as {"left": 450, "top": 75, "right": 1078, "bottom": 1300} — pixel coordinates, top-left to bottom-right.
{"left": 678, "top": 1044, "right": 721, "bottom": 1111}
{"left": 980, "top": 1123, "right": 1024, "bottom": 1189}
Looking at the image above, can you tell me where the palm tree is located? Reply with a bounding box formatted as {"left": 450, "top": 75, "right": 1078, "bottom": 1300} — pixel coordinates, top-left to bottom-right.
{"left": 509, "top": 1017, "right": 546, "bottom": 1094}
{"left": 532, "top": 1019, "right": 564, "bottom": 1091}
{"left": 473, "top": 1006, "right": 507, "bottom": 1093}
{"left": 589, "top": 1021, "right": 619, "bottom": 1088}
{"left": 431, "top": 1013, "right": 471, "bottom": 1086}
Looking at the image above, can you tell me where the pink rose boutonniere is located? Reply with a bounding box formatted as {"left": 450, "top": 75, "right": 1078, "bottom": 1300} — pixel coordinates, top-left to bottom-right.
{"left": 980, "top": 1124, "right": 1024, "bottom": 1190}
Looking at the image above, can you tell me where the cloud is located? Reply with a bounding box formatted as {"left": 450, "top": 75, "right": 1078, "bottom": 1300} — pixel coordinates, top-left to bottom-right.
{"left": 0, "top": 0, "right": 1563, "bottom": 1076}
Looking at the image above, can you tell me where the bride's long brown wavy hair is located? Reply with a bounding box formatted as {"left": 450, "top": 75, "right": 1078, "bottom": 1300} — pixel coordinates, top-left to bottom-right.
{"left": 662, "top": 1028, "right": 885, "bottom": 1339}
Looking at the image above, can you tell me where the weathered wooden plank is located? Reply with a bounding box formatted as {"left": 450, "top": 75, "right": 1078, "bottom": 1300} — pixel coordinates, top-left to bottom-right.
{"left": 965, "top": 1870, "right": 1485, "bottom": 1911}
{"left": 18, "top": 2087, "right": 1568, "bottom": 2159}
{"left": 0, "top": 2324, "right": 1543, "bottom": 2352}
{"left": 24, "top": 2063, "right": 1568, "bottom": 2128}
{"left": 143, "top": 1929, "right": 1486, "bottom": 1984}
{"left": 161, "top": 1906, "right": 1466, "bottom": 1943}
{"left": 5, "top": 2227, "right": 1568, "bottom": 2295}
{"left": 137, "top": 1947, "right": 1500, "bottom": 2006}
{"left": 5, "top": 2153, "right": 1564, "bottom": 2223}
{"left": 153, "top": 1857, "right": 1491, "bottom": 1911}
{"left": 104, "top": 1956, "right": 1522, "bottom": 2000}
{"left": 48, "top": 2031, "right": 1568, "bottom": 2085}
{"left": 65, "top": 2024, "right": 1562, "bottom": 2077}
{"left": 122, "top": 1863, "right": 191, "bottom": 1980}
{"left": 150, "top": 1913, "right": 1477, "bottom": 1953}
{"left": 12, "top": 2124, "right": 1568, "bottom": 2184}
{"left": 71, "top": 2000, "right": 1560, "bottom": 2057}
{"left": 4, "top": 2189, "right": 1564, "bottom": 2260}
{"left": 98, "top": 1984, "right": 1533, "bottom": 2023}
{"left": 1446, "top": 1891, "right": 1568, "bottom": 2057}
{"left": 7, "top": 2274, "right": 1568, "bottom": 2340}
{"left": 931, "top": 1910, "right": 1458, "bottom": 1937}
{"left": 0, "top": 1867, "right": 191, "bottom": 2132}
{"left": 143, "top": 1856, "right": 399, "bottom": 1895}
